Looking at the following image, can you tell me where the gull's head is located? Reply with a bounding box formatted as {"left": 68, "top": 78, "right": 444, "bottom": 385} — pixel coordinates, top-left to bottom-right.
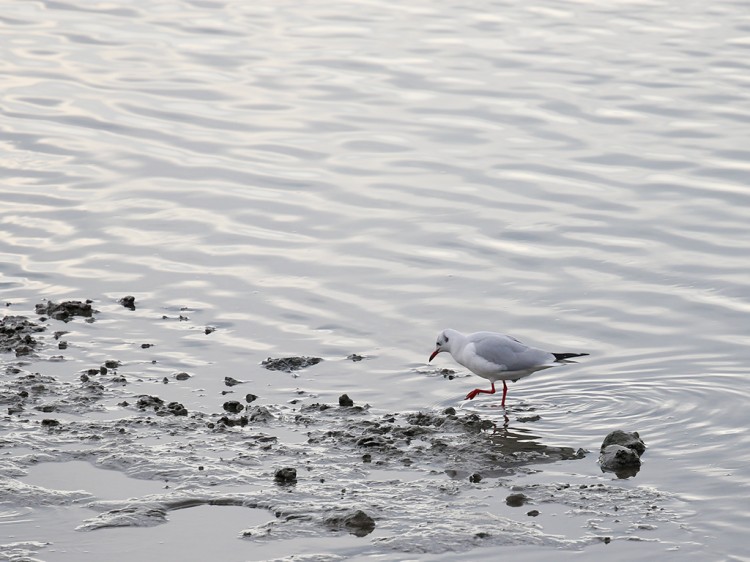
{"left": 429, "top": 329, "right": 453, "bottom": 362}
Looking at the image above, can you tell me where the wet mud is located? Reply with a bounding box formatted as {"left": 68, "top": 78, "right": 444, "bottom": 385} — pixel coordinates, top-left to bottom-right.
{"left": 0, "top": 302, "right": 692, "bottom": 559}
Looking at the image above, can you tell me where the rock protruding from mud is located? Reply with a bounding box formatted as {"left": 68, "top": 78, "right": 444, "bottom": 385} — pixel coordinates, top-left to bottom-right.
{"left": 600, "top": 430, "right": 646, "bottom": 456}
{"left": 599, "top": 430, "right": 646, "bottom": 478}
{"left": 338, "top": 393, "right": 354, "bottom": 407}
{"left": 262, "top": 356, "right": 322, "bottom": 372}
{"left": 35, "top": 300, "right": 95, "bottom": 322}
{"left": 0, "top": 315, "right": 46, "bottom": 356}
{"left": 324, "top": 509, "right": 376, "bottom": 537}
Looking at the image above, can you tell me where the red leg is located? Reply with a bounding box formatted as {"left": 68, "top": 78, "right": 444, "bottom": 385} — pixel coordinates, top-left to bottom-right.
{"left": 500, "top": 380, "right": 508, "bottom": 407}
{"left": 465, "top": 382, "right": 496, "bottom": 401}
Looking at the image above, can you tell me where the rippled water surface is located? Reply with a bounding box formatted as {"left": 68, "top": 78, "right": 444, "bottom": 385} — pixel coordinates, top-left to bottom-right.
{"left": 2, "top": 1, "right": 750, "bottom": 560}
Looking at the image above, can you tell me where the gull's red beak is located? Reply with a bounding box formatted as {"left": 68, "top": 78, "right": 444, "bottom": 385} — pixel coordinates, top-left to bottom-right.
{"left": 429, "top": 349, "right": 440, "bottom": 362}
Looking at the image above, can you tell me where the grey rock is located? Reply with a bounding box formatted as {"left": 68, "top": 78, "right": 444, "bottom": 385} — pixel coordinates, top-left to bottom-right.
{"left": 600, "top": 430, "right": 646, "bottom": 457}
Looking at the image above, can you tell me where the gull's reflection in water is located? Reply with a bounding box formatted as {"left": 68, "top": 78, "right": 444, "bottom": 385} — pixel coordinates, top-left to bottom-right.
{"left": 439, "top": 402, "right": 586, "bottom": 481}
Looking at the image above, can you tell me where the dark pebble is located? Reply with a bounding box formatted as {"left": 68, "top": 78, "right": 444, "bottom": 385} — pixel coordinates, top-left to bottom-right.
{"left": 224, "top": 377, "right": 242, "bottom": 387}
{"left": 527, "top": 509, "right": 540, "bottom": 517}
{"left": 174, "top": 372, "right": 191, "bottom": 380}
{"left": 41, "top": 419, "right": 60, "bottom": 427}
{"left": 469, "top": 473, "right": 482, "bottom": 483}
{"left": 338, "top": 393, "right": 354, "bottom": 407}
{"left": 205, "top": 326, "right": 216, "bottom": 335}
{"left": 245, "top": 393, "right": 258, "bottom": 403}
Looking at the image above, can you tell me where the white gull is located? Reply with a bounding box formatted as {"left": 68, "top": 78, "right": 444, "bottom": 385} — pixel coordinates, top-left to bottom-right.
{"left": 429, "top": 328, "right": 588, "bottom": 407}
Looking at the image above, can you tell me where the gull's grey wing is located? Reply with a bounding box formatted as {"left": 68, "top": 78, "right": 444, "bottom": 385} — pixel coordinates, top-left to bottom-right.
{"left": 470, "top": 332, "right": 554, "bottom": 371}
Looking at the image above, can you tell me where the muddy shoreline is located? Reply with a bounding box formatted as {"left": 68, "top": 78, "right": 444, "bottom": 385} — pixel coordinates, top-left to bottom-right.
{"left": 1, "top": 300, "right": 685, "bottom": 559}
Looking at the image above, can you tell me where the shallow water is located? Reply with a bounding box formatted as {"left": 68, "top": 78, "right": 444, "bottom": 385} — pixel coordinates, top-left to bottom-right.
{"left": 2, "top": 0, "right": 750, "bottom": 560}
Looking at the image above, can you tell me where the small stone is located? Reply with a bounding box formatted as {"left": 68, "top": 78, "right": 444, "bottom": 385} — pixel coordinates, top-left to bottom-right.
{"left": 245, "top": 393, "right": 258, "bottom": 403}
{"left": 104, "top": 360, "right": 121, "bottom": 369}
{"left": 527, "top": 509, "right": 540, "bottom": 517}
{"left": 141, "top": 343, "right": 153, "bottom": 349}
{"left": 224, "top": 377, "right": 242, "bottom": 387}
{"left": 41, "top": 419, "right": 60, "bottom": 427}
{"left": 469, "top": 473, "right": 482, "bottom": 483}
{"left": 338, "top": 393, "right": 354, "bottom": 407}
{"left": 205, "top": 326, "right": 216, "bottom": 335}
{"left": 174, "top": 372, "right": 191, "bottom": 381}
{"left": 58, "top": 341, "right": 68, "bottom": 349}
{"left": 347, "top": 354, "right": 364, "bottom": 362}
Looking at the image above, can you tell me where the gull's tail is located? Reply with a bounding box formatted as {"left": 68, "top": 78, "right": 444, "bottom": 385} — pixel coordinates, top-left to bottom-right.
{"left": 553, "top": 352, "right": 589, "bottom": 361}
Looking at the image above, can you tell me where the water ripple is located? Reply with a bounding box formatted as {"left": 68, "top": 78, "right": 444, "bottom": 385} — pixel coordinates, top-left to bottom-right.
{"left": 2, "top": 0, "right": 750, "bottom": 559}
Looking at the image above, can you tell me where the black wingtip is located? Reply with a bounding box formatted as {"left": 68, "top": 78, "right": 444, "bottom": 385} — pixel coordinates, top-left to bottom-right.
{"left": 553, "top": 352, "right": 589, "bottom": 361}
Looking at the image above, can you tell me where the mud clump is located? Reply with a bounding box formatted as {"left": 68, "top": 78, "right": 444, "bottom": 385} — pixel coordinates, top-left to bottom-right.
{"left": 216, "top": 416, "right": 249, "bottom": 427}
{"left": 118, "top": 296, "right": 136, "bottom": 310}
{"left": 274, "top": 467, "right": 297, "bottom": 484}
{"left": 262, "top": 356, "right": 322, "bottom": 372}
{"left": 0, "top": 315, "right": 46, "bottom": 356}
{"left": 223, "top": 401, "right": 244, "bottom": 414}
{"left": 324, "top": 509, "right": 376, "bottom": 537}
{"left": 506, "top": 493, "right": 529, "bottom": 507}
{"left": 35, "top": 300, "right": 96, "bottom": 322}
{"left": 134, "top": 395, "right": 187, "bottom": 416}
{"left": 136, "top": 395, "right": 164, "bottom": 410}
{"left": 166, "top": 402, "right": 188, "bottom": 416}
